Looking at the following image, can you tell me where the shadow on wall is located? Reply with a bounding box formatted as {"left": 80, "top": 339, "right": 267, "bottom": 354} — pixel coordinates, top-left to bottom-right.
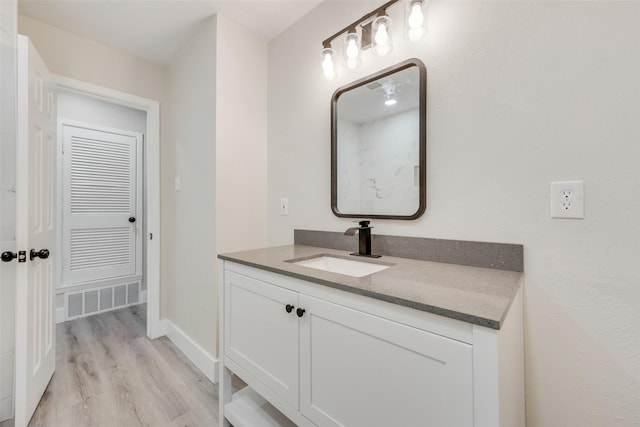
{"left": 524, "top": 284, "right": 640, "bottom": 425}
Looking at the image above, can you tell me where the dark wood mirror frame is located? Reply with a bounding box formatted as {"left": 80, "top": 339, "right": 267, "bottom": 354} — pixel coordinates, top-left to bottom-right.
{"left": 331, "top": 58, "right": 427, "bottom": 220}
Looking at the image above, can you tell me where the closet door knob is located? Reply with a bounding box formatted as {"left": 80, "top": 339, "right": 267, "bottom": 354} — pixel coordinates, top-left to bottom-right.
{"left": 285, "top": 304, "right": 295, "bottom": 313}
{"left": 129, "top": 217, "right": 136, "bottom": 223}
{"left": 296, "top": 308, "right": 306, "bottom": 318}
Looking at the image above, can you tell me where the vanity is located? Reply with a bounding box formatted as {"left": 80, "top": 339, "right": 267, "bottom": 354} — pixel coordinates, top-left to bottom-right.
{"left": 218, "top": 58, "right": 523, "bottom": 426}
{"left": 218, "top": 232, "right": 525, "bottom": 427}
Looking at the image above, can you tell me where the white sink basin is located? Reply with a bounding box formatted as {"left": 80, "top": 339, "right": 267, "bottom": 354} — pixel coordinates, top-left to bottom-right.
{"left": 291, "top": 255, "right": 390, "bottom": 278}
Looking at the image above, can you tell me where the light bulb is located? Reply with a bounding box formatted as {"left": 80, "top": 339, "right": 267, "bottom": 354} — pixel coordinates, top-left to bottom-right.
{"left": 385, "top": 99, "right": 397, "bottom": 106}
{"left": 375, "top": 23, "right": 389, "bottom": 45}
{"left": 321, "top": 47, "right": 336, "bottom": 80}
{"left": 344, "top": 32, "right": 361, "bottom": 69}
{"left": 406, "top": 0, "right": 425, "bottom": 41}
{"left": 373, "top": 15, "right": 393, "bottom": 56}
{"left": 346, "top": 38, "right": 358, "bottom": 59}
{"left": 408, "top": 3, "right": 424, "bottom": 29}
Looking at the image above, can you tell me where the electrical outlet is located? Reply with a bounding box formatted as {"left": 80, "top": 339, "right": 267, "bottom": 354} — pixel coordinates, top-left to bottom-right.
{"left": 551, "top": 180, "right": 584, "bottom": 219}
{"left": 280, "top": 198, "right": 289, "bottom": 215}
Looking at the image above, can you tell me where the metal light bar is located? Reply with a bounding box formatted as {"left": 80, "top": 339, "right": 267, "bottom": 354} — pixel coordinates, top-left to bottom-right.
{"left": 321, "top": 0, "right": 400, "bottom": 49}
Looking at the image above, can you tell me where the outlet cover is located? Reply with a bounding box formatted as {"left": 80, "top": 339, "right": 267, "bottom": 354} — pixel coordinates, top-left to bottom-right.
{"left": 551, "top": 180, "right": 584, "bottom": 219}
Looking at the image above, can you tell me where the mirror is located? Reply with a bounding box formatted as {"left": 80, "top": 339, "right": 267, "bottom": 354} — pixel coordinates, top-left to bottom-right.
{"left": 331, "top": 59, "right": 426, "bottom": 220}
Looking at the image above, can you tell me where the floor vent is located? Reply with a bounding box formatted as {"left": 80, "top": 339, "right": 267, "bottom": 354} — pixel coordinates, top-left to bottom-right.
{"left": 66, "top": 281, "right": 141, "bottom": 320}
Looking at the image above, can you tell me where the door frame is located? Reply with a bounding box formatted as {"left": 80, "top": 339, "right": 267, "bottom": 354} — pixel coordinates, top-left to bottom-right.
{"left": 52, "top": 75, "right": 162, "bottom": 339}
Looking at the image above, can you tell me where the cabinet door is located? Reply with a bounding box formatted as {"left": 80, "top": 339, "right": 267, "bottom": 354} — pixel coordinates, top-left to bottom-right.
{"left": 224, "top": 271, "right": 300, "bottom": 408}
{"left": 299, "top": 295, "right": 474, "bottom": 427}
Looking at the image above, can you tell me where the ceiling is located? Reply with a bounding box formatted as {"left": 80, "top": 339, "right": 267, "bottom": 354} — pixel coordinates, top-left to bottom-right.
{"left": 18, "top": 0, "right": 323, "bottom": 65}
{"left": 340, "top": 65, "right": 420, "bottom": 124}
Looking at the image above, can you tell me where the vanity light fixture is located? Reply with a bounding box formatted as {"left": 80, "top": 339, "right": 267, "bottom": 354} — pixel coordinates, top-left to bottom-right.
{"left": 320, "top": 0, "right": 426, "bottom": 78}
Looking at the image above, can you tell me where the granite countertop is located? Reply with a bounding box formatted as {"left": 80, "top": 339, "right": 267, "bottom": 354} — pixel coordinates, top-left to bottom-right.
{"left": 218, "top": 244, "right": 523, "bottom": 330}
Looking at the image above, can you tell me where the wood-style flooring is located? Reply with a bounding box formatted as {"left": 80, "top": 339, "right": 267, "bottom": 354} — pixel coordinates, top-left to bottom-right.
{"left": 28, "top": 305, "right": 243, "bottom": 427}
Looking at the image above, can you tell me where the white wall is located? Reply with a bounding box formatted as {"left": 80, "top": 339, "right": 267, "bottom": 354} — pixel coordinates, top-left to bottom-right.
{"left": 18, "top": 16, "right": 169, "bottom": 103}
{"left": 0, "top": 1, "right": 17, "bottom": 421}
{"left": 57, "top": 89, "right": 147, "bottom": 133}
{"left": 168, "top": 16, "right": 217, "bottom": 357}
{"left": 215, "top": 14, "right": 268, "bottom": 255}
{"left": 214, "top": 14, "right": 268, "bottom": 354}
{"left": 268, "top": 1, "right": 640, "bottom": 426}
{"left": 167, "top": 12, "right": 268, "bottom": 361}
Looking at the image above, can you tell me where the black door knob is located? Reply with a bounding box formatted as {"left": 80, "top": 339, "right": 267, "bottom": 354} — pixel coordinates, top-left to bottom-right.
{"left": 296, "top": 308, "right": 306, "bottom": 318}
{"left": 1, "top": 251, "right": 17, "bottom": 262}
{"left": 129, "top": 217, "right": 136, "bottom": 223}
{"left": 30, "top": 249, "right": 50, "bottom": 261}
{"left": 285, "top": 304, "right": 295, "bottom": 313}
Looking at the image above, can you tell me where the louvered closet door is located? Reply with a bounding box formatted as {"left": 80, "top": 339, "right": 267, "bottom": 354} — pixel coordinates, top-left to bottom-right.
{"left": 62, "top": 124, "right": 142, "bottom": 285}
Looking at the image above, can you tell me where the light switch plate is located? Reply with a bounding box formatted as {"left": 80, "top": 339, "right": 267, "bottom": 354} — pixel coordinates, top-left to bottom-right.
{"left": 551, "top": 180, "right": 584, "bottom": 219}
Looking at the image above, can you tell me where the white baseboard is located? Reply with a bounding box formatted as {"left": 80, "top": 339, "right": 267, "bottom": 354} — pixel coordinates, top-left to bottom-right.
{"left": 56, "top": 306, "right": 65, "bottom": 324}
{"left": 165, "top": 320, "right": 218, "bottom": 384}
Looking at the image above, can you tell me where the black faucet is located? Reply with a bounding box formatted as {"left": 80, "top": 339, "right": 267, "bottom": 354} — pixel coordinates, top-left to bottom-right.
{"left": 344, "top": 220, "right": 381, "bottom": 258}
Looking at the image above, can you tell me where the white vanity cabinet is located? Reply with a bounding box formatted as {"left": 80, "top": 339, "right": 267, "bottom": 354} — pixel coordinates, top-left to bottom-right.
{"left": 220, "top": 261, "right": 524, "bottom": 427}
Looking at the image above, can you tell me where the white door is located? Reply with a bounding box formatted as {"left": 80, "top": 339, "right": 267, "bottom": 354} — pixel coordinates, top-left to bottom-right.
{"left": 61, "top": 123, "right": 142, "bottom": 285}
{"left": 14, "top": 35, "right": 57, "bottom": 427}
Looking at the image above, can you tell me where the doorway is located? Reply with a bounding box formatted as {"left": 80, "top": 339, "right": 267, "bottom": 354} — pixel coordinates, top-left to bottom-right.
{"left": 52, "top": 75, "right": 162, "bottom": 340}
{"left": 56, "top": 90, "right": 145, "bottom": 322}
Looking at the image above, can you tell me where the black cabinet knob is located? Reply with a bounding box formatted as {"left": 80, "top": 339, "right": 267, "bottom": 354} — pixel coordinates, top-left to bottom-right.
{"left": 129, "top": 217, "right": 136, "bottom": 223}
{"left": 30, "top": 249, "right": 50, "bottom": 261}
{"left": 296, "top": 308, "right": 306, "bottom": 318}
{"left": 285, "top": 304, "right": 295, "bottom": 313}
